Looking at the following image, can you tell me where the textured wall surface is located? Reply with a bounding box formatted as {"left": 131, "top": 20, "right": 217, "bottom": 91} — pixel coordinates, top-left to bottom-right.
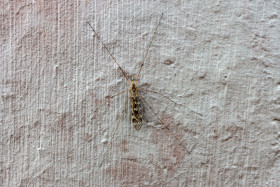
{"left": 1, "top": 0, "right": 280, "bottom": 186}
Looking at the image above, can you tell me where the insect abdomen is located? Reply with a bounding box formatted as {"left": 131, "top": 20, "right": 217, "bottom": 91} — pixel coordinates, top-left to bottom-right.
{"left": 130, "top": 95, "right": 142, "bottom": 131}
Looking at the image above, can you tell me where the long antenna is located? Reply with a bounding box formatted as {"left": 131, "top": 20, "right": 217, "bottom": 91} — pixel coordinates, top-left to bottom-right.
{"left": 136, "top": 13, "right": 163, "bottom": 83}
{"left": 87, "top": 22, "right": 131, "bottom": 85}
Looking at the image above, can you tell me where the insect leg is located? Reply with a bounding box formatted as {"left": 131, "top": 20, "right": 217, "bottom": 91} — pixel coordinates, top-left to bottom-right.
{"left": 66, "top": 89, "right": 129, "bottom": 160}
{"left": 87, "top": 22, "right": 131, "bottom": 84}
{"left": 99, "top": 95, "right": 129, "bottom": 167}
{"left": 138, "top": 88, "right": 203, "bottom": 116}
{"left": 136, "top": 13, "right": 163, "bottom": 83}
{"left": 138, "top": 88, "right": 179, "bottom": 105}
{"left": 138, "top": 93, "right": 190, "bottom": 154}
{"left": 89, "top": 89, "right": 129, "bottom": 120}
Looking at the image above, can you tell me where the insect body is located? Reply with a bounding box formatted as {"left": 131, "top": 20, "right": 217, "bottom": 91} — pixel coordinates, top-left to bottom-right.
{"left": 130, "top": 81, "right": 142, "bottom": 131}
{"left": 87, "top": 13, "right": 193, "bottom": 166}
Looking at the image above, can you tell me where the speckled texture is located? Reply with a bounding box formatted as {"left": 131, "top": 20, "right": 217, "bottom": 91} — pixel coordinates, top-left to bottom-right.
{"left": 1, "top": 0, "right": 280, "bottom": 186}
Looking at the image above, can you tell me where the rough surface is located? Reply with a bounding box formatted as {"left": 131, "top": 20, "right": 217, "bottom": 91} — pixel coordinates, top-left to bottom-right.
{"left": 1, "top": 0, "right": 280, "bottom": 186}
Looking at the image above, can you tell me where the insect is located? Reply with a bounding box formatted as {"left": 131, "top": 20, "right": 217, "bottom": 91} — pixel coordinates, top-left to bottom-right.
{"left": 87, "top": 13, "right": 194, "bottom": 166}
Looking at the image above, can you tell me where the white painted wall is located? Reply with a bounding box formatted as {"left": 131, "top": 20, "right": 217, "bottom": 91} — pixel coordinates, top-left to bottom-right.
{"left": 1, "top": 0, "right": 279, "bottom": 186}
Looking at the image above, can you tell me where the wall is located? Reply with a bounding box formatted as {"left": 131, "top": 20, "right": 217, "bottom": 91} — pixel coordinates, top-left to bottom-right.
{"left": 1, "top": 0, "right": 280, "bottom": 186}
